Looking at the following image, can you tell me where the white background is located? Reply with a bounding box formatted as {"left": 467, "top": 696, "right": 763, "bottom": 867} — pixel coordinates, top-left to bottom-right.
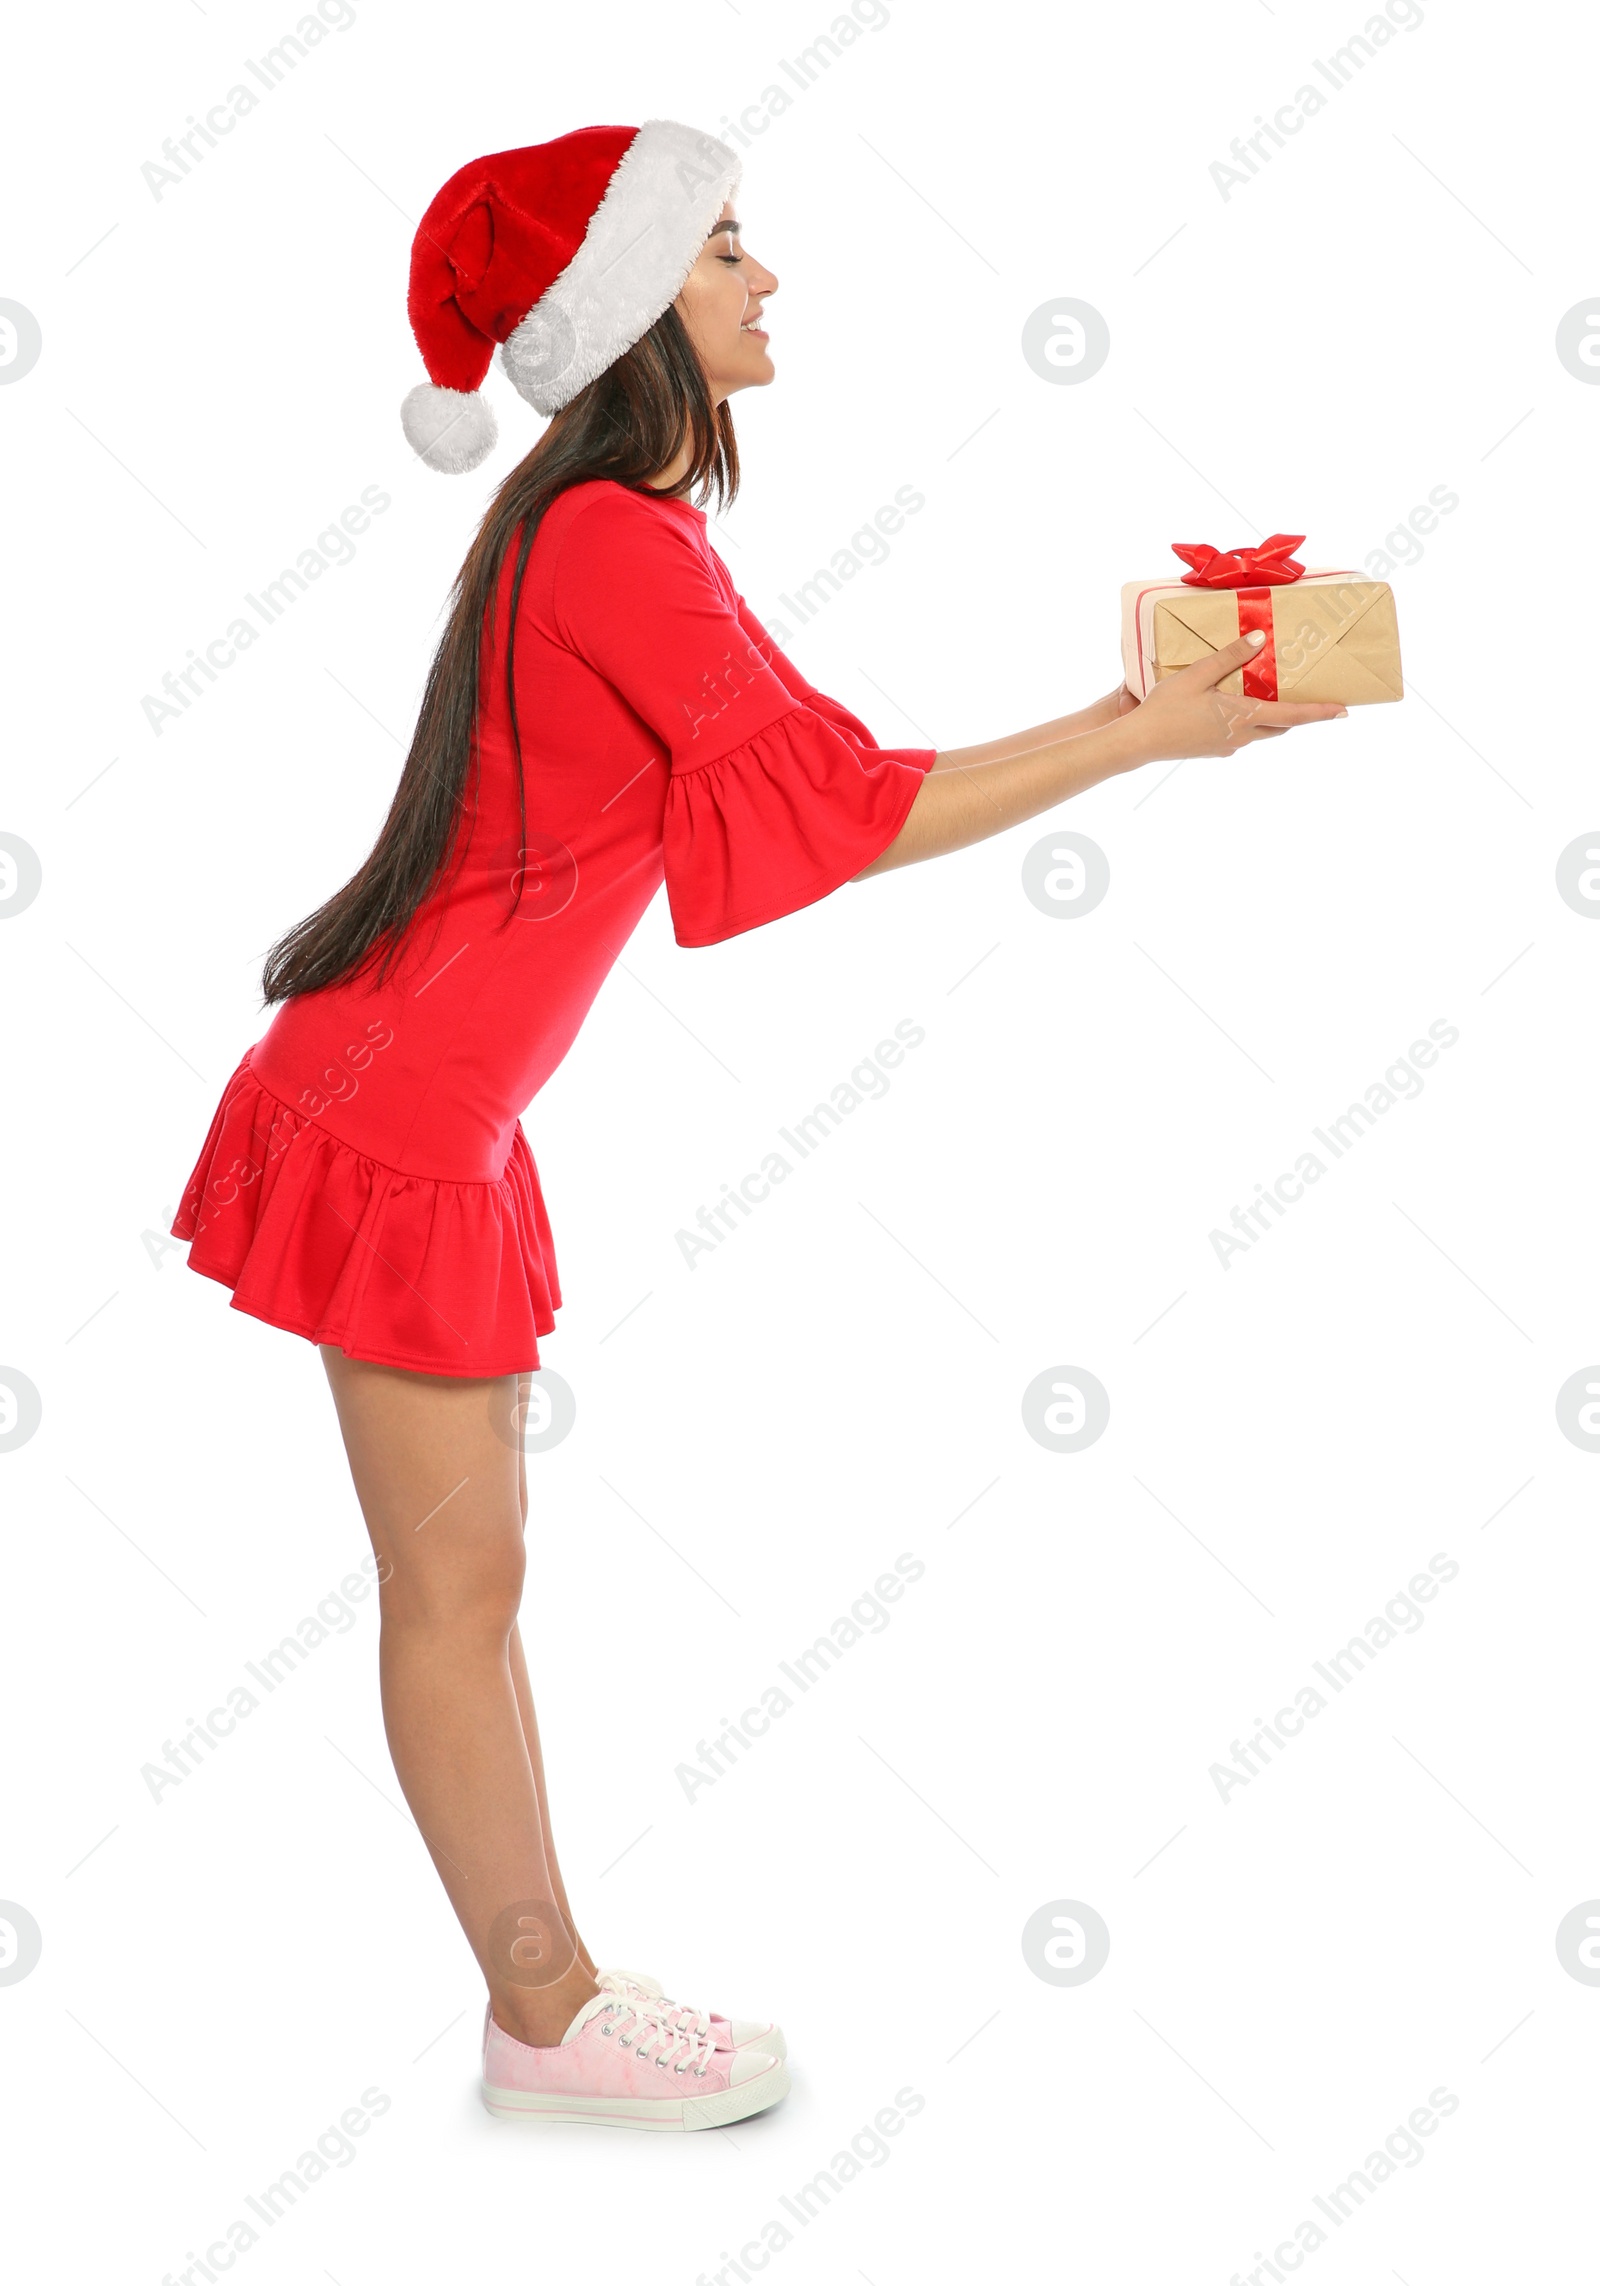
{"left": 3, "top": 0, "right": 1597, "bottom": 2279}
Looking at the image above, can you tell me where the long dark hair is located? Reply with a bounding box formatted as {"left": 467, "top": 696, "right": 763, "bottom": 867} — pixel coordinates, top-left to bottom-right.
{"left": 260, "top": 302, "right": 739, "bottom": 1004}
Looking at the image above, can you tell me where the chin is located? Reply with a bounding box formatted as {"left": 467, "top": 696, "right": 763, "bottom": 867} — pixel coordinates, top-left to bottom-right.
{"left": 719, "top": 351, "right": 776, "bottom": 396}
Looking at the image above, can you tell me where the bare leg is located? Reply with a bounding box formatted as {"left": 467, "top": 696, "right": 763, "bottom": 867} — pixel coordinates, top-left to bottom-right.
{"left": 319, "top": 1347, "right": 598, "bottom": 2044}
{"left": 508, "top": 1371, "right": 597, "bottom": 1981}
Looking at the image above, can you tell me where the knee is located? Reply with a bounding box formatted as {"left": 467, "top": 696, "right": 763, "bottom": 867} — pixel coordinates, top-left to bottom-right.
{"left": 378, "top": 1535, "right": 526, "bottom": 1639}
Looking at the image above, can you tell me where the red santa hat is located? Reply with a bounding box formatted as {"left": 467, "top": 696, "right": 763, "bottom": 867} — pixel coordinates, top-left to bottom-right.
{"left": 401, "top": 119, "right": 742, "bottom": 474}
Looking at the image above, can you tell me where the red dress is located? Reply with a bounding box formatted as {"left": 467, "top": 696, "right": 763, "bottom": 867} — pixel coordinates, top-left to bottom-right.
{"left": 169, "top": 479, "right": 936, "bottom": 1376}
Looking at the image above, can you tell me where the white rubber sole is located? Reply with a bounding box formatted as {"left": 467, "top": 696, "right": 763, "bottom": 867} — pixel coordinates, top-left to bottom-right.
{"left": 483, "top": 2056, "right": 790, "bottom": 2132}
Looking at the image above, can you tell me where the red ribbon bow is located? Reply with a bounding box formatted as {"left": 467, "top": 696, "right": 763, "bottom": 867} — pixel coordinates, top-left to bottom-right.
{"left": 1171, "top": 535, "right": 1306, "bottom": 588}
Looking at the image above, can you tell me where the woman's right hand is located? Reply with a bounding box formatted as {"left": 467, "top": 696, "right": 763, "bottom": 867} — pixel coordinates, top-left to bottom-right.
{"left": 1114, "top": 632, "right": 1348, "bottom": 768}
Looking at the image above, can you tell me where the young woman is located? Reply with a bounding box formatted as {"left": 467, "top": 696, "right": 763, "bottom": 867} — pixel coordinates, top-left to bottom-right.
{"left": 169, "top": 119, "right": 1345, "bottom": 2133}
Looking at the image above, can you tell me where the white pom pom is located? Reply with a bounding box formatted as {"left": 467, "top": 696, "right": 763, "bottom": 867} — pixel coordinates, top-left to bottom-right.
{"left": 400, "top": 382, "right": 498, "bottom": 475}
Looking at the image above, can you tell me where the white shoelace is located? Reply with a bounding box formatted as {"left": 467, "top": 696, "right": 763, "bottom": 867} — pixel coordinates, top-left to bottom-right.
{"left": 599, "top": 1966, "right": 714, "bottom": 2043}
{"left": 599, "top": 1993, "right": 718, "bottom": 2077}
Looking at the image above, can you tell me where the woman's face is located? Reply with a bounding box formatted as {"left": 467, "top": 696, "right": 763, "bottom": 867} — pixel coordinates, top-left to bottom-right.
{"left": 673, "top": 200, "right": 778, "bottom": 402}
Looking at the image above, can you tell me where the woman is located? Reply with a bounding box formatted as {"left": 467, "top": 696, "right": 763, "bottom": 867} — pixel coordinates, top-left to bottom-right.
{"left": 169, "top": 119, "right": 1344, "bottom": 2133}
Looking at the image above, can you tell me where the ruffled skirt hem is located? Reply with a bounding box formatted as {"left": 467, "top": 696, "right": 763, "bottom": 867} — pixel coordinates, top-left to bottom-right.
{"left": 170, "top": 1049, "right": 561, "bottom": 1379}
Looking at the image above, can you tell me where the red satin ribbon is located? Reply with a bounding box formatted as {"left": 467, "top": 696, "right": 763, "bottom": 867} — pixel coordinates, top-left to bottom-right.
{"left": 1170, "top": 536, "right": 1306, "bottom": 699}
{"left": 1235, "top": 587, "right": 1276, "bottom": 700}
{"left": 1172, "top": 535, "right": 1306, "bottom": 588}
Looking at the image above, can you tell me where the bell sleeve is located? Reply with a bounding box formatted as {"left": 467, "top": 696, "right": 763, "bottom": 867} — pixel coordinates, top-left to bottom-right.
{"left": 548, "top": 488, "right": 936, "bottom": 947}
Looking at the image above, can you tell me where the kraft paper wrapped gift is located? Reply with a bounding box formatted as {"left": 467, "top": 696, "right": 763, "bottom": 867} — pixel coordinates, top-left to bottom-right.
{"left": 1121, "top": 535, "right": 1403, "bottom": 706}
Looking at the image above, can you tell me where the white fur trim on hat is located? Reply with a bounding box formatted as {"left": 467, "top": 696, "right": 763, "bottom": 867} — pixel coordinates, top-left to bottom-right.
{"left": 400, "top": 381, "right": 499, "bottom": 475}
{"left": 500, "top": 119, "right": 741, "bottom": 416}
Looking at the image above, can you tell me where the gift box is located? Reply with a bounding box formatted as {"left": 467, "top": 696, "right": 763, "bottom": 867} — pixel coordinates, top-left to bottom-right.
{"left": 1121, "top": 535, "right": 1403, "bottom": 706}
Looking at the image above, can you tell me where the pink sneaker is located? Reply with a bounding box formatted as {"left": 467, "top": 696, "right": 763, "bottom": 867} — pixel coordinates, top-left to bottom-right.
{"left": 596, "top": 1965, "right": 787, "bottom": 2063}
{"left": 481, "top": 1993, "right": 789, "bottom": 2131}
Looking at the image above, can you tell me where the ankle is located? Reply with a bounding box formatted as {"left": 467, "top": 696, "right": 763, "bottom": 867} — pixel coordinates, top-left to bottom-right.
{"left": 491, "top": 1964, "right": 600, "bottom": 2048}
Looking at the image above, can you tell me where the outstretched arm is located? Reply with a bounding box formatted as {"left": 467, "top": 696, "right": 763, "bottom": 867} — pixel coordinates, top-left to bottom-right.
{"left": 923, "top": 682, "right": 1136, "bottom": 772}
{"left": 854, "top": 633, "right": 1346, "bottom": 876}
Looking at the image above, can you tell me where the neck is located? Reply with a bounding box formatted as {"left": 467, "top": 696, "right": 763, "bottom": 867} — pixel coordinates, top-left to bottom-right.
{"left": 643, "top": 440, "right": 693, "bottom": 493}
{"left": 644, "top": 386, "right": 728, "bottom": 493}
